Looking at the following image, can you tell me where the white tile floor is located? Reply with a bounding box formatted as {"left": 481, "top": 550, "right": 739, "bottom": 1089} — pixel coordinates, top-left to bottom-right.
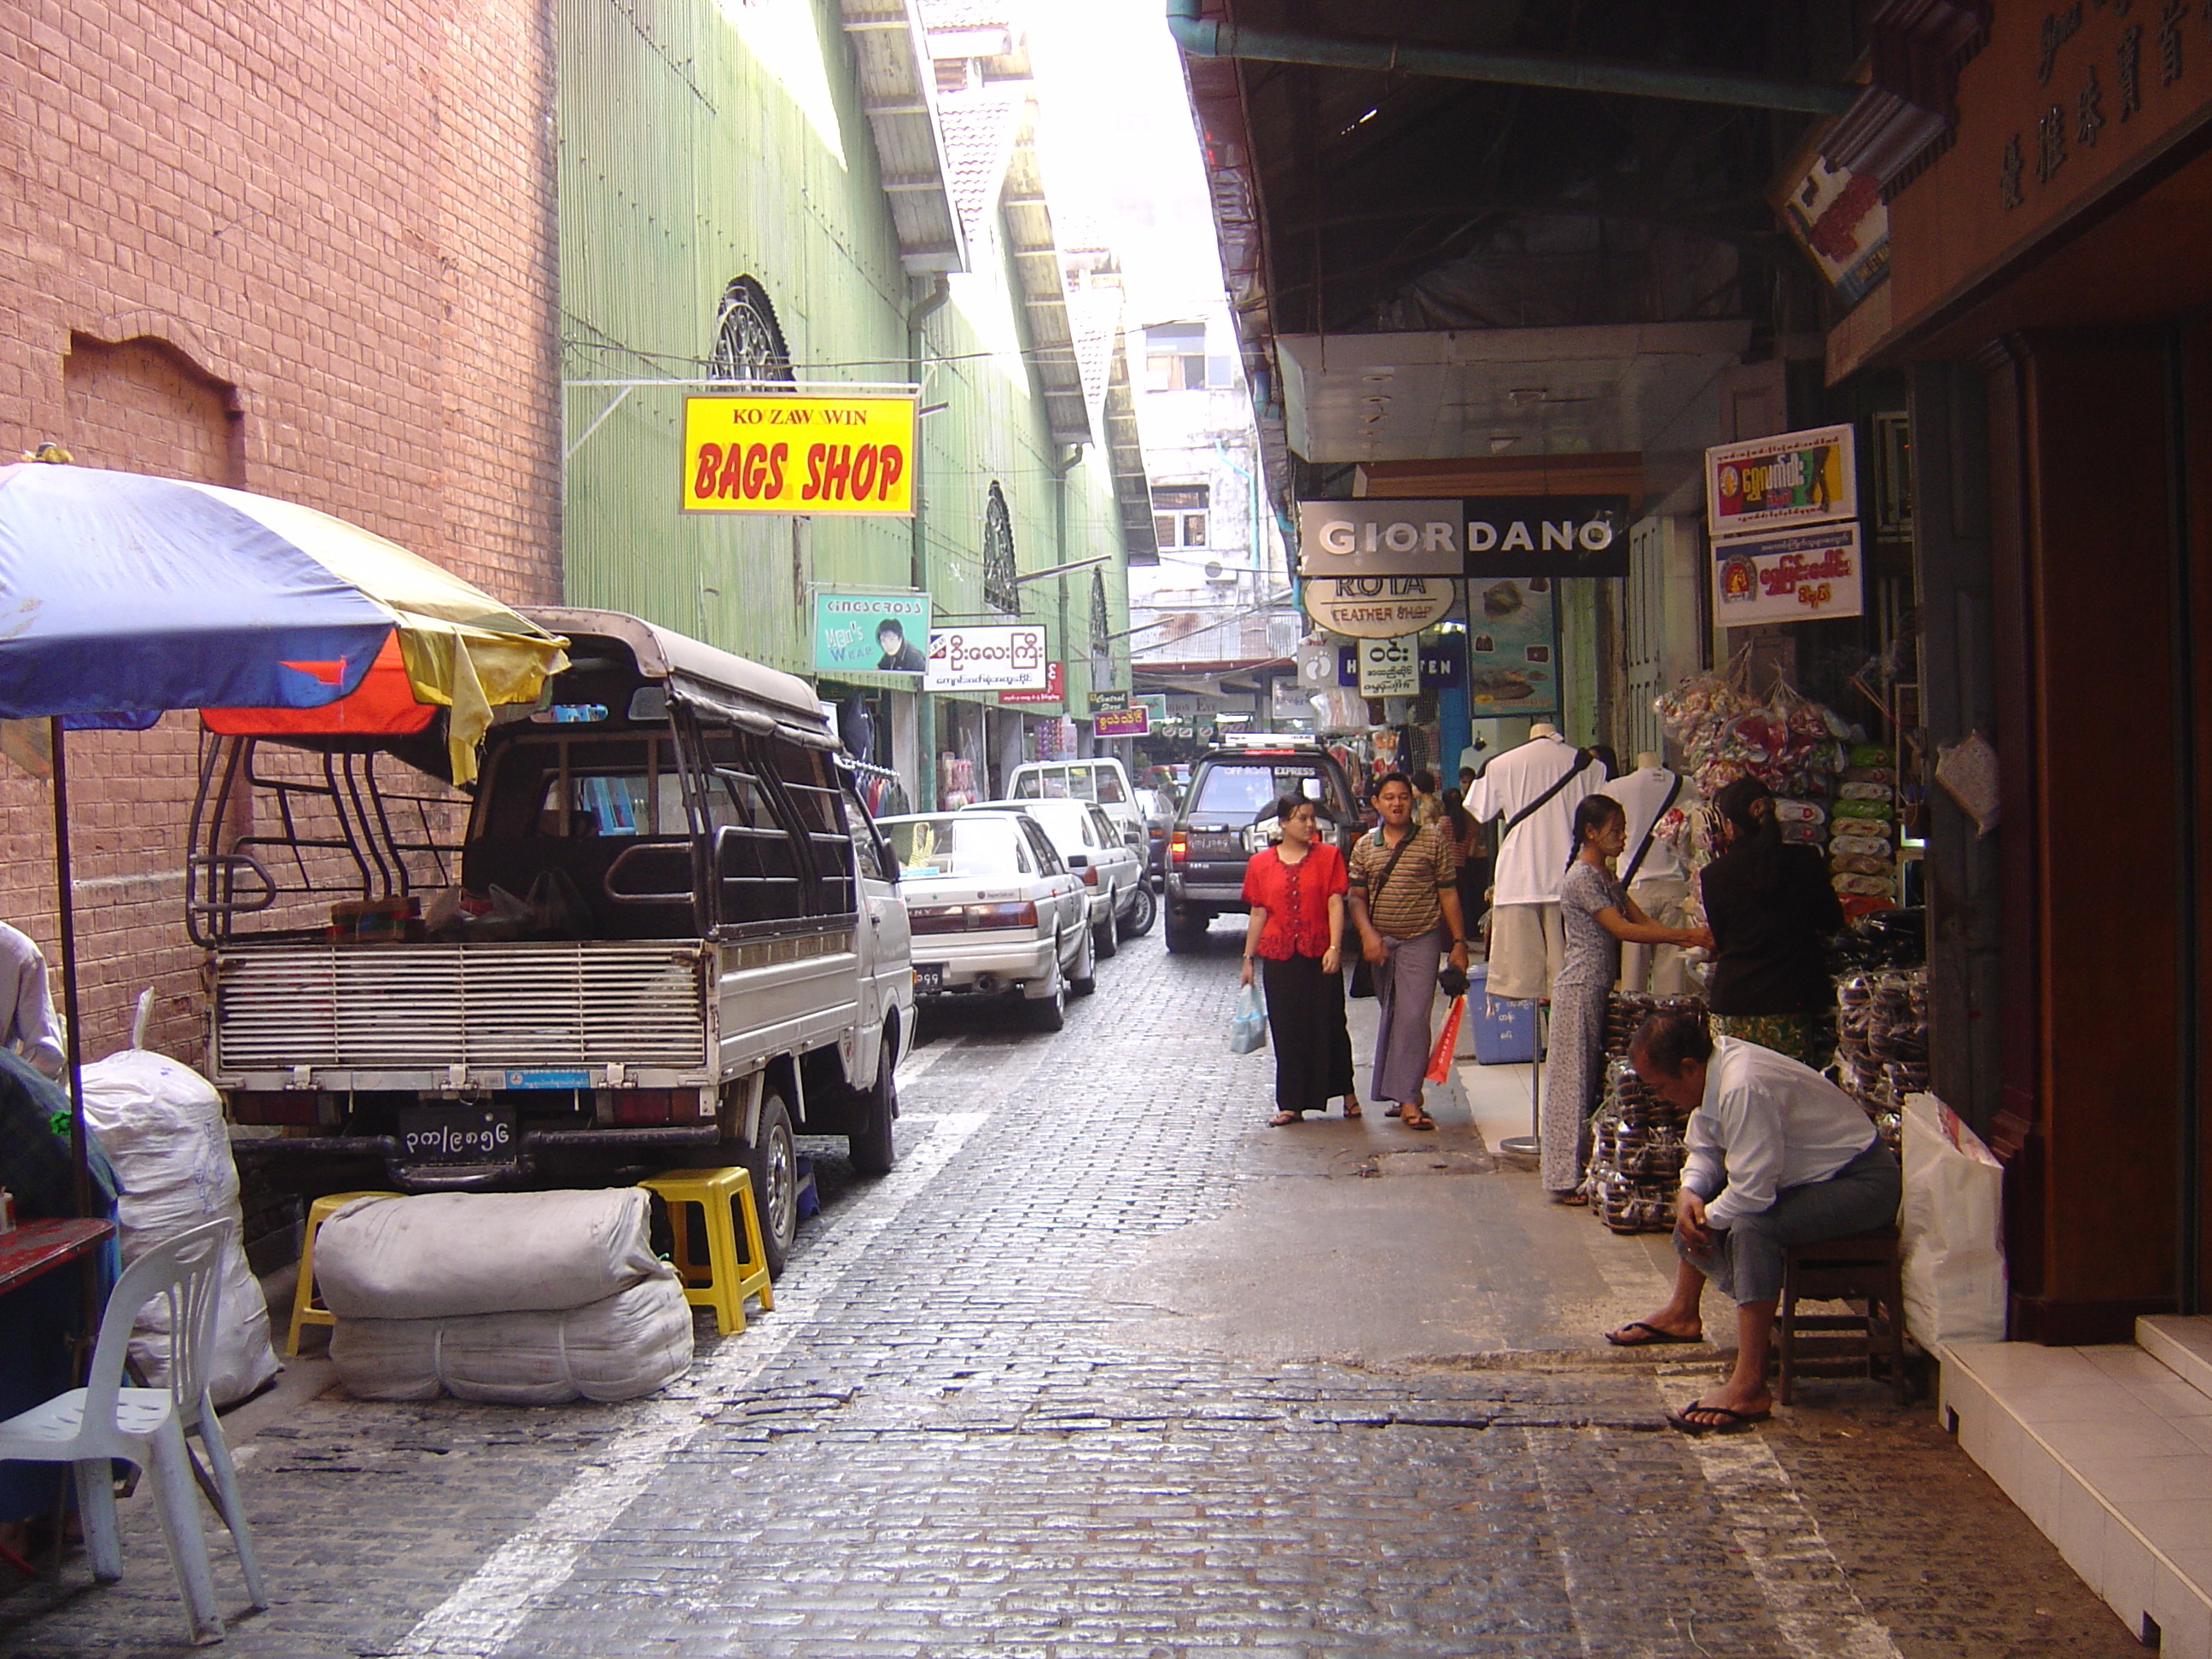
{"left": 1943, "top": 1317, "right": 2212, "bottom": 1656}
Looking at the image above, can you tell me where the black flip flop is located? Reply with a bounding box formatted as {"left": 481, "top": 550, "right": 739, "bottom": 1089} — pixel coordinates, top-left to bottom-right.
{"left": 1605, "top": 1321, "right": 1702, "bottom": 1348}
{"left": 1666, "top": 1401, "right": 1771, "bottom": 1435}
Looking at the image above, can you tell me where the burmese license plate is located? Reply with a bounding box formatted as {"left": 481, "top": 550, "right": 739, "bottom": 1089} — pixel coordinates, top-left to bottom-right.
{"left": 914, "top": 963, "right": 946, "bottom": 995}
{"left": 396, "top": 1106, "right": 517, "bottom": 1164}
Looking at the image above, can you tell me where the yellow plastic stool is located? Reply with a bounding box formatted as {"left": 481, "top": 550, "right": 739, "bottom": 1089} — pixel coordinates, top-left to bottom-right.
{"left": 637, "top": 1167, "right": 775, "bottom": 1336}
{"left": 287, "top": 1190, "right": 399, "bottom": 1357}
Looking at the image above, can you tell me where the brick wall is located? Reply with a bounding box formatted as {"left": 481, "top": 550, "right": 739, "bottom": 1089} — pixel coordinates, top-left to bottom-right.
{"left": 0, "top": 0, "right": 562, "bottom": 1065}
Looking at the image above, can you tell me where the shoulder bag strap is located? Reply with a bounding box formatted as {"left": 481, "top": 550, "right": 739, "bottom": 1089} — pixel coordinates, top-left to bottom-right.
{"left": 1620, "top": 773, "right": 1685, "bottom": 888}
{"left": 1501, "top": 748, "right": 1593, "bottom": 839}
{"left": 1365, "top": 827, "right": 1418, "bottom": 909}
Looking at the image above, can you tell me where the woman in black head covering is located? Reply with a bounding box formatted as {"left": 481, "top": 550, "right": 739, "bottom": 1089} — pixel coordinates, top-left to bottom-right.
{"left": 1697, "top": 776, "right": 1845, "bottom": 1068}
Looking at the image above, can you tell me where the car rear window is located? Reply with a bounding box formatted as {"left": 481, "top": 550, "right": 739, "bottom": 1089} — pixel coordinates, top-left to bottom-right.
{"left": 883, "top": 816, "right": 1028, "bottom": 878}
{"left": 1187, "top": 761, "right": 1345, "bottom": 821}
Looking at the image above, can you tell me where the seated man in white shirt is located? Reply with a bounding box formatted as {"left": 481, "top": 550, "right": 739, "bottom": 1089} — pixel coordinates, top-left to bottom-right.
{"left": 1604, "top": 1010, "right": 1901, "bottom": 1433}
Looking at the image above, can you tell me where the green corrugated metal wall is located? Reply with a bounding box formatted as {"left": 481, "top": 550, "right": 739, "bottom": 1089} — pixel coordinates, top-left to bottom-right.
{"left": 557, "top": 0, "right": 1131, "bottom": 709}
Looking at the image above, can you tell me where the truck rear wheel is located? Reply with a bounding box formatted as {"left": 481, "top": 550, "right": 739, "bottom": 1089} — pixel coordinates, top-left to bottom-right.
{"left": 1163, "top": 907, "right": 1208, "bottom": 953}
{"left": 742, "top": 1091, "right": 799, "bottom": 1278}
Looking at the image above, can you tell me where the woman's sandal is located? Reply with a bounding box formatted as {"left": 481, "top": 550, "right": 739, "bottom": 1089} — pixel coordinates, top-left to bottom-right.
{"left": 1268, "top": 1111, "right": 1302, "bottom": 1126}
{"left": 1400, "top": 1106, "right": 1435, "bottom": 1131}
{"left": 1342, "top": 1101, "right": 1363, "bottom": 1119}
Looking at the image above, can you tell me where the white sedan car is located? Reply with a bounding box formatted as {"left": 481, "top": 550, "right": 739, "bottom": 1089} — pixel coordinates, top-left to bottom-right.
{"left": 966, "top": 797, "right": 1150, "bottom": 957}
{"left": 877, "top": 809, "right": 1094, "bottom": 1031}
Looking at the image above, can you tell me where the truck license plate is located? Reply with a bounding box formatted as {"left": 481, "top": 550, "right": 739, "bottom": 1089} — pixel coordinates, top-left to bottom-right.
{"left": 915, "top": 963, "right": 945, "bottom": 994}
{"left": 397, "top": 1106, "right": 517, "bottom": 1163}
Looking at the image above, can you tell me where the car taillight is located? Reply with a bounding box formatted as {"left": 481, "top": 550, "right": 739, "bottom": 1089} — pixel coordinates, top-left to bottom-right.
{"left": 226, "top": 1091, "right": 322, "bottom": 1126}
{"left": 1080, "top": 866, "right": 1099, "bottom": 887}
{"left": 1170, "top": 833, "right": 1188, "bottom": 862}
{"left": 613, "top": 1088, "right": 702, "bottom": 1126}
{"left": 909, "top": 901, "right": 1039, "bottom": 932}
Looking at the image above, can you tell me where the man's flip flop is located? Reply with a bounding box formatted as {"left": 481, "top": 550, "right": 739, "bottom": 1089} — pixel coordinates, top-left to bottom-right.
{"left": 1268, "top": 1112, "right": 1302, "bottom": 1126}
{"left": 1666, "top": 1401, "right": 1771, "bottom": 1435}
{"left": 1605, "top": 1321, "right": 1702, "bottom": 1348}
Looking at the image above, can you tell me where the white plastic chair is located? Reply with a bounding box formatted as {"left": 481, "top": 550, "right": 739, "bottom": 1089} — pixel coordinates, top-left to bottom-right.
{"left": 0, "top": 1217, "right": 266, "bottom": 1644}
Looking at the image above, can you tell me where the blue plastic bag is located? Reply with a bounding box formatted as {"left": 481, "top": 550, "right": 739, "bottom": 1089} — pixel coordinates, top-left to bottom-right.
{"left": 1227, "top": 982, "right": 1268, "bottom": 1055}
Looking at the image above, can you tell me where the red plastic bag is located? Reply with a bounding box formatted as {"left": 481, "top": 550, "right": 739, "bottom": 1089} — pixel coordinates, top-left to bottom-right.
{"left": 1425, "top": 995, "right": 1466, "bottom": 1085}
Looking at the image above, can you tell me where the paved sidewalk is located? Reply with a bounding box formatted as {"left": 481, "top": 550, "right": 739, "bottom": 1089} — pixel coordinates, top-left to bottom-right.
{"left": 0, "top": 927, "right": 2143, "bottom": 1658}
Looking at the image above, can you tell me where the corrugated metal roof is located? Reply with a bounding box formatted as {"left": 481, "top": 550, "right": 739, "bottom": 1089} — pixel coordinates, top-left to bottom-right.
{"left": 1002, "top": 114, "right": 1091, "bottom": 448}
{"left": 1103, "top": 326, "right": 1158, "bottom": 565}
{"left": 840, "top": 0, "right": 967, "bottom": 273}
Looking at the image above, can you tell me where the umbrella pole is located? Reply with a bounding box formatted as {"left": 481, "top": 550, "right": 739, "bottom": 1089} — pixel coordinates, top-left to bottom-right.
{"left": 47, "top": 716, "right": 90, "bottom": 1220}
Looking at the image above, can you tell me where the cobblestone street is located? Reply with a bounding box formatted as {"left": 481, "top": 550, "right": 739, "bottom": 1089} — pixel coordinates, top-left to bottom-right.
{"left": 0, "top": 934, "right": 2145, "bottom": 1659}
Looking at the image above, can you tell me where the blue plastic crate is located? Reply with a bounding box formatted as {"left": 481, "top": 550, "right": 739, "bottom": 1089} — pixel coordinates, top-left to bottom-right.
{"left": 1470, "top": 965, "right": 1542, "bottom": 1064}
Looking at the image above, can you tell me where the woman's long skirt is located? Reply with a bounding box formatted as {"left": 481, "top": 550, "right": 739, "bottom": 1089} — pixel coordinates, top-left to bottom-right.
{"left": 1541, "top": 975, "right": 1610, "bottom": 1194}
{"left": 1260, "top": 952, "right": 1354, "bottom": 1115}
{"left": 1371, "top": 926, "right": 1444, "bottom": 1103}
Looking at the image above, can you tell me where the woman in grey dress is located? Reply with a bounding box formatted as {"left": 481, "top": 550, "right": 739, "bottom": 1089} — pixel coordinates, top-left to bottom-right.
{"left": 1541, "top": 796, "right": 1711, "bottom": 1200}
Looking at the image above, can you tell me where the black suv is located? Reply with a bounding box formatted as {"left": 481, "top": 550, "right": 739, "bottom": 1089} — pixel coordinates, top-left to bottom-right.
{"left": 1162, "top": 738, "right": 1365, "bottom": 952}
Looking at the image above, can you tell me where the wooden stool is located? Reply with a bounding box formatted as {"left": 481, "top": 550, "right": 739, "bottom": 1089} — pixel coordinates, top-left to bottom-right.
{"left": 638, "top": 1167, "right": 774, "bottom": 1336}
{"left": 287, "top": 1191, "right": 399, "bottom": 1357}
{"left": 1776, "top": 1226, "right": 1909, "bottom": 1406}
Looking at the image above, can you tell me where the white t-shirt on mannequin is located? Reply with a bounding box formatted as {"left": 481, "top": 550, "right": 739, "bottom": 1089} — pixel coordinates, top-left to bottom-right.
{"left": 1464, "top": 733, "right": 1600, "bottom": 906}
{"left": 1599, "top": 765, "right": 1686, "bottom": 885}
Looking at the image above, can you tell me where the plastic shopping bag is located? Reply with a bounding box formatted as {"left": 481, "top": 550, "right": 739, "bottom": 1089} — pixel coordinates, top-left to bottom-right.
{"left": 1227, "top": 982, "right": 1268, "bottom": 1055}
{"left": 1425, "top": 995, "right": 1466, "bottom": 1084}
{"left": 1899, "top": 1092, "right": 2007, "bottom": 1348}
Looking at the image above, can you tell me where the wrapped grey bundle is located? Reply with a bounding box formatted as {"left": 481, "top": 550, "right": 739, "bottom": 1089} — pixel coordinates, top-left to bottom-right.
{"left": 330, "top": 1278, "right": 695, "bottom": 1404}
{"left": 315, "top": 1189, "right": 668, "bottom": 1318}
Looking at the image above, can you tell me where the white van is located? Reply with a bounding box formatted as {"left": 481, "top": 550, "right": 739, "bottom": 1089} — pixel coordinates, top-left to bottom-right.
{"left": 1007, "top": 758, "right": 1144, "bottom": 853}
{"left": 190, "top": 608, "right": 913, "bottom": 1274}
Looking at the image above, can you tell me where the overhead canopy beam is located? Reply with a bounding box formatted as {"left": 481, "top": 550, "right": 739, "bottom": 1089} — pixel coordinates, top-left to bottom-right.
{"left": 1164, "top": 0, "right": 1857, "bottom": 116}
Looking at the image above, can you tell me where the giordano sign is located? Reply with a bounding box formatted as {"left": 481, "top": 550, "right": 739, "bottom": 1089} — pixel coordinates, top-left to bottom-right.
{"left": 1301, "top": 575, "right": 1454, "bottom": 639}
{"left": 1297, "top": 496, "right": 1630, "bottom": 579}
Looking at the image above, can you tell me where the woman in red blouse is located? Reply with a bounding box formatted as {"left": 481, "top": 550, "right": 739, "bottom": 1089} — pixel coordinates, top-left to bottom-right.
{"left": 1241, "top": 793, "right": 1360, "bottom": 1125}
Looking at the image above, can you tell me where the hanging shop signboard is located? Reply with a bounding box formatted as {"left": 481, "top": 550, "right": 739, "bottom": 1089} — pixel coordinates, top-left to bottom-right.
{"left": 1464, "top": 577, "right": 1560, "bottom": 715}
{"left": 1459, "top": 497, "right": 1629, "bottom": 579}
{"left": 1094, "top": 704, "right": 1151, "bottom": 738}
{"left": 1705, "top": 423, "right": 1855, "bottom": 538}
{"left": 1295, "top": 639, "right": 1338, "bottom": 687}
{"left": 1331, "top": 643, "right": 1463, "bottom": 690}
{"left": 998, "top": 661, "right": 1066, "bottom": 705}
{"left": 925, "top": 626, "right": 1049, "bottom": 692}
{"left": 1301, "top": 576, "right": 1454, "bottom": 639}
{"left": 1355, "top": 635, "right": 1421, "bottom": 699}
{"left": 682, "top": 394, "right": 916, "bottom": 515}
{"left": 812, "top": 590, "right": 929, "bottom": 677}
{"left": 1296, "top": 497, "right": 1630, "bottom": 579}
{"left": 1712, "top": 522, "right": 1865, "bottom": 626}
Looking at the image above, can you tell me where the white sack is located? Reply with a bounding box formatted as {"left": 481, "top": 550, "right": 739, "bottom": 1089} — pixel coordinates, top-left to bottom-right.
{"left": 1900, "top": 1091, "right": 2008, "bottom": 1349}
{"left": 80, "top": 1049, "right": 280, "bottom": 1408}
{"left": 315, "top": 1189, "right": 668, "bottom": 1319}
{"left": 329, "top": 1277, "right": 695, "bottom": 1404}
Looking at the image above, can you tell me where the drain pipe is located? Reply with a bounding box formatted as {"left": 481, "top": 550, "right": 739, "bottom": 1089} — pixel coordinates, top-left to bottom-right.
{"left": 1165, "top": 0, "right": 1857, "bottom": 116}
{"left": 907, "top": 276, "right": 952, "bottom": 810}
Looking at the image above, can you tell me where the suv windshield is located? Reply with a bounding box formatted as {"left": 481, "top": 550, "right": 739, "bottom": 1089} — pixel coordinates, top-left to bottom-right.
{"left": 1187, "top": 760, "right": 1349, "bottom": 823}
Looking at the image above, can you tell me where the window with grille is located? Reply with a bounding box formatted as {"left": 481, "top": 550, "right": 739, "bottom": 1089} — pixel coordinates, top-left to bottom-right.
{"left": 982, "top": 481, "right": 1017, "bottom": 613}
{"left": 709, "top": 276, "right": 793, "bottom": 385}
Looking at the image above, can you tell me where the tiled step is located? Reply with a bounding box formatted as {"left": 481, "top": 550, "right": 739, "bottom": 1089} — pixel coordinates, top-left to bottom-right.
{"left": 1941, "top": 1337, "right": 2212, "bottom": 1656}
{"left": 2141, "top": 1314, "right": 2212, "bottom": 1400}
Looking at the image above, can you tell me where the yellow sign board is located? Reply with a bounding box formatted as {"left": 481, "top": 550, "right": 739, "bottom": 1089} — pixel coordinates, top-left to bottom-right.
{"left": 682, "top": 395, "right": 915, "bottom": 515}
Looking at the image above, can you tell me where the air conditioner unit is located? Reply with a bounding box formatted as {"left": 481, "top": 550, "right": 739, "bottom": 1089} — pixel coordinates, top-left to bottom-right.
{"left": 1202, "top": 560, "right": 1235, "bottom": 585}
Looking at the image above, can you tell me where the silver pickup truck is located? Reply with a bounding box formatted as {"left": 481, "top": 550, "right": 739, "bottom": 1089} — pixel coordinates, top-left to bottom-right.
{"left": 191, "top": 608, "right": 914, "bottom": 1272}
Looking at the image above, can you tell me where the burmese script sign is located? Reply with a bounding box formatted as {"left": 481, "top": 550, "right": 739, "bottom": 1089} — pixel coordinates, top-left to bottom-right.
{"left": 683, "top": 394, "right": 916, "bottom": 515}
{"left": 925, "top": 626, "right": 1049, "bottom": 692}
{"left": 1705, "top": 423, "right": 1855, "bottom": 538}
{"left": 1713, "top": 523, "right": 1865, "bottom": 625}
{"left": 1301, "top": 576, "right": 1454, "bottom": 639}
{"left": 1296, "top": 498, "right": 1630, "bottom": 579}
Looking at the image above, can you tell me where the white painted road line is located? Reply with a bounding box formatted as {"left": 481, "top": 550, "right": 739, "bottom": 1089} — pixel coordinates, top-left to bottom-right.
{"left": 1656, "top": 1369, "right": 1904, "bottom": 1659}
{"left": 384, "top": 1109, "right": 992, "bottom": 1658}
